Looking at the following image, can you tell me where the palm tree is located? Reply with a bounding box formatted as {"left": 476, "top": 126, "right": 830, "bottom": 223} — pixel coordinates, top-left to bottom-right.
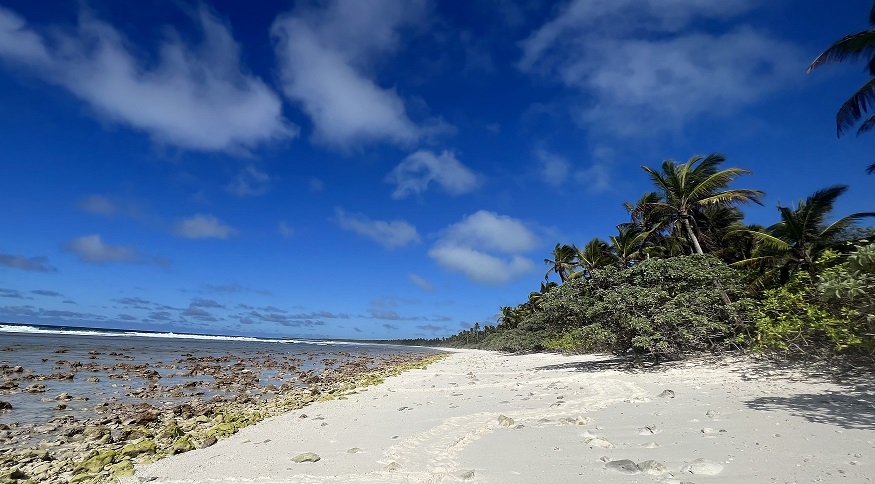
{"left": 609, "top": 226, "right": 648, "bottom": 267}
{"left": 570, "top": 237, "right": 616, "bottom": 280}
{"left": 641, "top": 154, "right": 764, "bottom": 255}
{"left": 735, "top": 185, "right": 875, "bottom": 281}
{"left": 807, "top": 2, "right": 875, "bottom": 174}
{"left": 544, "top": 243, "right": 577, "bottom": 283}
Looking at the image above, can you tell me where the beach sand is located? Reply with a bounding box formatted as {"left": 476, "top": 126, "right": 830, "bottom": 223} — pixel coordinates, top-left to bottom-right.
{"left": 123, "top": 349, "right": 875, "bottom": 483}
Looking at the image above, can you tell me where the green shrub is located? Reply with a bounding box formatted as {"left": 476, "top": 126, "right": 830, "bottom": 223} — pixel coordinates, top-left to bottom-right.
{"left": 518, "top": 255, "right": 753, "bottom": 358}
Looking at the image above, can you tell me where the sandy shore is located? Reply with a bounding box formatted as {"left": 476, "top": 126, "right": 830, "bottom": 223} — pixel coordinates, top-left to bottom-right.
{"left": 123, "top": 349, "right": 875, "bottom": 483}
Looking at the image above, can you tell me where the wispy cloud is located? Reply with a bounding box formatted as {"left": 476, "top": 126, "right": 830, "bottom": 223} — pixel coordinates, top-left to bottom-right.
{"left": 408, "top": 273, "right": 435, "bottom": 292}
{"left": 334, "top": 208, "right": 420, "bottom": 249}
{"left": 77, "top": 195, "right": 116, "bottom": 216}
{"left": 226, "top": 165, "right": 272, "bottom": 197}
{"left": 0, "top": 253, "right": 56, "bottom": 272}
{"left": 0, "top": 5, "right": 296, "bottom": 152}
{"left": 272, "top": 0, "right": 446, "bottom": 149}
{"left": 174, "top": 214, "right": 235, "bottom": 239}
{"left": 386, "top": 150, "right": 480, "bottom": 199}
{"left": 278, "top": 221, "right": 295, "bottom": 239}
{"left": 429, "top": 211, "right": 538, "bottom": 284}
{"left": 518, "top": 0, "right": 805, "bottom": 137}
{"left": 64, "top": 234, "right": 137, "bottom": 264}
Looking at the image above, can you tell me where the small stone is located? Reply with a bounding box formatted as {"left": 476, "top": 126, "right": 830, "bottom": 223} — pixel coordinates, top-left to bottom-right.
{"left": 347, "top": 447, "right": 363, "bottom": 454}
{"left": 0, "top": 401, "right": 11, "bottom": 412}
{"left": 705, "top": 409, "right": 719, "bottom": 418}
{"left": 637, "top": 460, "right": 668, "bottom": 475}
{"left": 681, "top": 458, "right": 724, "bottom": 475}
{"left": 292, "top": 452, "right": 321, "bottom": 463}
{"left": 497, "top": 415, "right": 514, "bottom": 427}
{"left": 86, "top": 377, "right": 100, "bottom": 383}
{"left": 385, "top": 461, "right": 401, "bottom": 471}
{"left": 201, "top": 435, "right": 218, "bottom": 449}
{"left": 639, "top": 425, "right": 661, "bottom": 435}
{"left": 55, "top": 392, "right": 73, "bottom": 401}
{"left": 460, "top": 470, "right": 475, "bottom": 480}
{"left": 584, "top": 437, "right": 614, "bottom": 448}
{"left": 575, "top": 416, "right": 593, "bottom": 426}
{"left": 657, "top": 389, "right": 675, "bottom": 398}
{"left": 701, "top": 427, "right": 719, "bottom": 436}
{"left": 605, "top": 459, "right": 640, "bottom": 474}
{"left": 640, "top": 441, "right": 660, "bottom": 448}
{"left": 25, "top": 383, "right": 47, "bottom": 393}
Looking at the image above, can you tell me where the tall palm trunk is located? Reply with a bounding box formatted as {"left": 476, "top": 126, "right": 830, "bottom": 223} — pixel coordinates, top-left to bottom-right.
{"left": 683, "top": 214, "right": 732, "bottom": 305}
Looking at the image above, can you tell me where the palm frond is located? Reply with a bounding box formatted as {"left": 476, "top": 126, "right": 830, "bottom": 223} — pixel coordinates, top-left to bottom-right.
{"left": 857, "top": 113, "right": 875, "bottom": 136}
{"left": 836, "top": 77, "right": 875, "bottom": 136}
{"left": 747, "top": 230, "right": 791, "bottom": 252}
{"left": 820, "top": 212, "right": 875, "bottom": 241}
{"left": 807, "top": 30, "right": 875, "bottom": 72}
{"left": 868, "top": 162, "right": 875, "bottom": 174}
{"left": 699, "top": 189, "right": 765, "bottom": 206}
{"left": 687, "top": 168, "right": 755, "bottom": 201}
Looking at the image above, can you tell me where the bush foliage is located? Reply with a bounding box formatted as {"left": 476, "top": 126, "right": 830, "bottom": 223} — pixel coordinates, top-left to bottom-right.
{"left": 477, "top": 255, "right": 754, "bottom": 358}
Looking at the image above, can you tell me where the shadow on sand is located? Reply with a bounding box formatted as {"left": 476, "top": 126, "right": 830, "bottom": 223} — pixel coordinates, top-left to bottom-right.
{"left": 529, "top": 351, "right": 875, "bottom": 430}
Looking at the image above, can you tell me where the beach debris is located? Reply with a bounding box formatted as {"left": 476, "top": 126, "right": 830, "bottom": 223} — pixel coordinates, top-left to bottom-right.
{"left": 700, "top": 427, "right": 720, "bottom": 436}
{"left": 461, "top": 469, "right": 475, "bottom": 480}
{"left": 347, "top": 447, "right": 363, "bottom": 454}
{"left": 584, "top": 436, "right": 615, "bottom": 448}
{"left": 604, "top": 459, "right": 640, "bottom": 474}
{"left": 681, "top": 458, "right": 724, "bottom": 475}
{"left": 398, "top": 406, "right": 411, "bottom": 411}
{"left": 575, "top": 416, "right": 593, "bottom": 426}
{"left": 385, "top": 461, "right": 401, "bottom": 471}
{"left": 292, "top": 452, "right": 321, "bottom": 463}
{"left": 637, "top": 460, "right": 668, "bottom": 475}
{"left": 497, "top": 414, "right": 515, "bottom": 427}
{"left": 639, "top": 425, "right": 661, "bottom": 435}
{"left": 705, "top": 409, "right": 719, "bottom": 419}
{"left": 657, "top": 389, "right": 675, "bottom": 398}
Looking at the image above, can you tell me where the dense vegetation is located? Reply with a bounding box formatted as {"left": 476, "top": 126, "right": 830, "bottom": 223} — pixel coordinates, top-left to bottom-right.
{"left": 392, "top": 4, "right": 875, "bottom": 360}
{"left": 416, "top": 154, "right": 874, "bottom": 359}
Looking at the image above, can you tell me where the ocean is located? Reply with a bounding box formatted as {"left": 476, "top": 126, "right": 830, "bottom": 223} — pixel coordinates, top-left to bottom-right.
{"left": 0, "top": 323, "right": 439, "bottom": 442}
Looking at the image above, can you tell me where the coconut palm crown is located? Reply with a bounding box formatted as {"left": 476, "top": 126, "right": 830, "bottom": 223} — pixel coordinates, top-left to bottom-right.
{"left": 641, "top": 154, "right": 764, "bottom": 255}
{"left": 807, "top": 1, "right": 875, "bottom": 173}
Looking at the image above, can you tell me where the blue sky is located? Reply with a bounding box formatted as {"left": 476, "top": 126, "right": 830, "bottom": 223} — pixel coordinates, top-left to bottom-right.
{"left": 0, "top": 0, "right": 872, "bottom": 340}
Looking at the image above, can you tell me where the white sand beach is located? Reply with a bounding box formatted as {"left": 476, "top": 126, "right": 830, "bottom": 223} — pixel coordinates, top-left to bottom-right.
{"left": 123, "top": 349, "right": 874, "bottom": 483}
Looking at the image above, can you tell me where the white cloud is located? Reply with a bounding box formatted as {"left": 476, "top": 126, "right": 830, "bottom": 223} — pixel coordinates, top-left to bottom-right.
{"left": 278, "top": 221, "right": 295, "bottom": 239}
{"left": 518, "top": 0, "right": 804, "bottom": 137}
{"left": 174, "top": 214, "right": 235, "bottom": 239}
{"left": 0, "top": 6, "right": 295, "bottom": 152}
{"left": 227, "top": 165, "right": 271, "bottom": 197}
{"left": 64, "top": 234, "right": 136, "bottom": 264}
{"left": 428, "top": 211, "right": 538, "bottom": 284}
{"left": 387, "top": 150, "right": 480, "bottom": 199}
{"left": 77, "top": 195, "right": 116, "bottom": 216}
{"left": 408, "top": 273, "right": 434, "bottom": 292}
{"left": 272, "top": 0, "right": 440, "bottom": 149}
{"left": 334, "top": 208, "right": 420, "bottom": 249}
